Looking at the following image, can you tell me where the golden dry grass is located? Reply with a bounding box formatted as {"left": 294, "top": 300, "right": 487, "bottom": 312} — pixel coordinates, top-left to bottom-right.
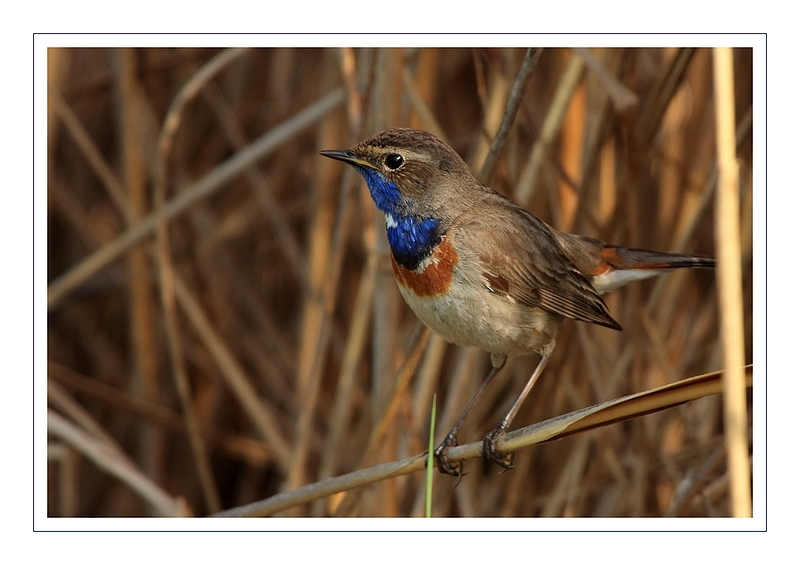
{"left": 46, "top": 47, "right": 753, "bottom": 517}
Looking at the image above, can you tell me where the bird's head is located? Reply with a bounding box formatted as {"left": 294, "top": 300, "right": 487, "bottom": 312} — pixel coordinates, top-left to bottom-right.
{"left": 320, "top": 128, "right": 475, "bottom": 220}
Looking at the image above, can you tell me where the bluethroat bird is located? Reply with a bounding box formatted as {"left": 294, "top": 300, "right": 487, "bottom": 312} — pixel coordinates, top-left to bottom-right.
{"left": 321, "top": 128, "right": 714, "bottom": 476}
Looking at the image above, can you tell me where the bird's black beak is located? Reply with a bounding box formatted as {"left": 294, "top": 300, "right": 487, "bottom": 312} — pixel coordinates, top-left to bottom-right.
{"left": 320, "top": 149, "right": 373, "bottom": 169}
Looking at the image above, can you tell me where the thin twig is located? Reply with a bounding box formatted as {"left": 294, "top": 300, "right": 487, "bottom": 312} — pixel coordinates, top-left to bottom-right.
{"left": 477, "top": 47, "right": 541, "bottom": 184}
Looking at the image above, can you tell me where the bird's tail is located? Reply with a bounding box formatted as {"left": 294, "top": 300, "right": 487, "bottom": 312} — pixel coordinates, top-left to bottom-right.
{"left": 601, "top": 246, "right": 715, "bottom": 271}
{"left": 590, "top": 245, "right": 714, "bottom": 294}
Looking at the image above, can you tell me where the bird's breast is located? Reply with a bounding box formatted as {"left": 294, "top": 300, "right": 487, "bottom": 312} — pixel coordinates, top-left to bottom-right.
{"left": 390, "top": 234, "right": 479, "bottom": 349}
{"left": 390, "top": 234, "right": 458, "bottom": 297}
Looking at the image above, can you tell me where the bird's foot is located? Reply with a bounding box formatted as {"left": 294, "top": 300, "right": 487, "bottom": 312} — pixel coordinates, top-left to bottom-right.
{"left": 433, "top": 433, "right": 464, "bottom": 478}
{"left": 482, "top": 426, "right": 515, "bottom": 472}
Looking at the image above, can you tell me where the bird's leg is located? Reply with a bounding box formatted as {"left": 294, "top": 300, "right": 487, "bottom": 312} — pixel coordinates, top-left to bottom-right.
{"left": 434, "top": 360, "right": 505, "bottom": 476}
{"left": 483, "top": 353, "right": 552, "bottom": 470}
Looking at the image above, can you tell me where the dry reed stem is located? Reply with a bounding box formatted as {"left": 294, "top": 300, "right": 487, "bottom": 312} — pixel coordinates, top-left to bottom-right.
{"left": 115, "top": 49, "right": 164, "bottom": 484}
{"left": 368, "top": 49, "right": 402, "bottom": 421}
{"left": 316, "top": 254, "right": 377, "bottom": 482}
{"left": 50, "top": 360, "right": 273, "bottom": 466}
{"left": 290, "top": 77, "right": 354, "bottom": 494}
{"left": 214, "top": 367, "right": 751, "bottom": 517}
{"left": 636, "top": 48, "right": 697, "bottom": 146}
{"left": 354, "top": 327, "right": 429, "bottom": 469}
{"left": 173, "top": 273, "right": 292, "bottom": 465}
{"left": 575, "top": 49, "right": 631, "bottom": 229}
{"left": 407, "top": 48, "right": 442, "bottom": 132}
{"left": 402, "top": 66, "right": 448, "bottom": 142}
{"left": 48, "top": 410, "right": 191, "bottom": 517}
{"left": 48, "top": 443, "right": 79, "bottom": 517}
{"left": 330, "top": 327, "right": 429, "bottom": 516}
{"left": 49, "top": 88, "right": 133, "bottom": 224}
{"left": 151, "top": 49, "right": 249, "bottom": 514}
{"left": 202, "top": 82, "right": 310, "bottom": 291}
{"left": 575, "top": 48, "right": 639, "bottom": 113}
{"left": 516, "top": 51, "right": 585, "bottom": 204}
{"left": 712, "top": 47, "right": 751, "bottom": 517}
{"left": 48, "top": 381, "right": 192, "bottom": 517}
{"left": 559, "top": 66, "right": 585, "bottom": 230}
{"left": 411, "top": 335, "right": 448, "bottom": 436}
{"left": 471, "top": 54, "right": 511, "bottom": 169}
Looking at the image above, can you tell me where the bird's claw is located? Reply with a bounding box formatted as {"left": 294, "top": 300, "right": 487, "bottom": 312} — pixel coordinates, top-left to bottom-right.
{"left": 482, "top": 427, "right": 515, "bottom": 472}
{"left": 433, "top": 434, "right": 464, "bottom": 478}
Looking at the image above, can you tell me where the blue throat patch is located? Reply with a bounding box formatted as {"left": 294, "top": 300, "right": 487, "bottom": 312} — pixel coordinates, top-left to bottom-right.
{"left": 354, "top": 165, "right": 442, "bottom": 270}
{"left": 385, "top": 214, "right": 441, "bottom": 270}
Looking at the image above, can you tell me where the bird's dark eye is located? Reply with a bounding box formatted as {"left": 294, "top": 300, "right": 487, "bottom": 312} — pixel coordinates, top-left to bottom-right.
{"left": 385, "top": 153, "right": 404, "bottom": 170}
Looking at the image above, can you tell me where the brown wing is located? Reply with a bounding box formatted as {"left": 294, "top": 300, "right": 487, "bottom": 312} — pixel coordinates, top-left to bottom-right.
{"left": 456, "top": 199, "right": 622, "bottom": 331}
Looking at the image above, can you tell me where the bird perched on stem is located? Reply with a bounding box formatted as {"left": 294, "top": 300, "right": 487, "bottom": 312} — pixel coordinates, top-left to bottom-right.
{"left": 321, "top": 128, "right": 714, "bottom": 476}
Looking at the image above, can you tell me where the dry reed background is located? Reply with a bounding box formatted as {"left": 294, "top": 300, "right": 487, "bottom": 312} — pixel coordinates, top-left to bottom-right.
{"left": 46, "top": 47, "right": 753, "bottom": 517}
